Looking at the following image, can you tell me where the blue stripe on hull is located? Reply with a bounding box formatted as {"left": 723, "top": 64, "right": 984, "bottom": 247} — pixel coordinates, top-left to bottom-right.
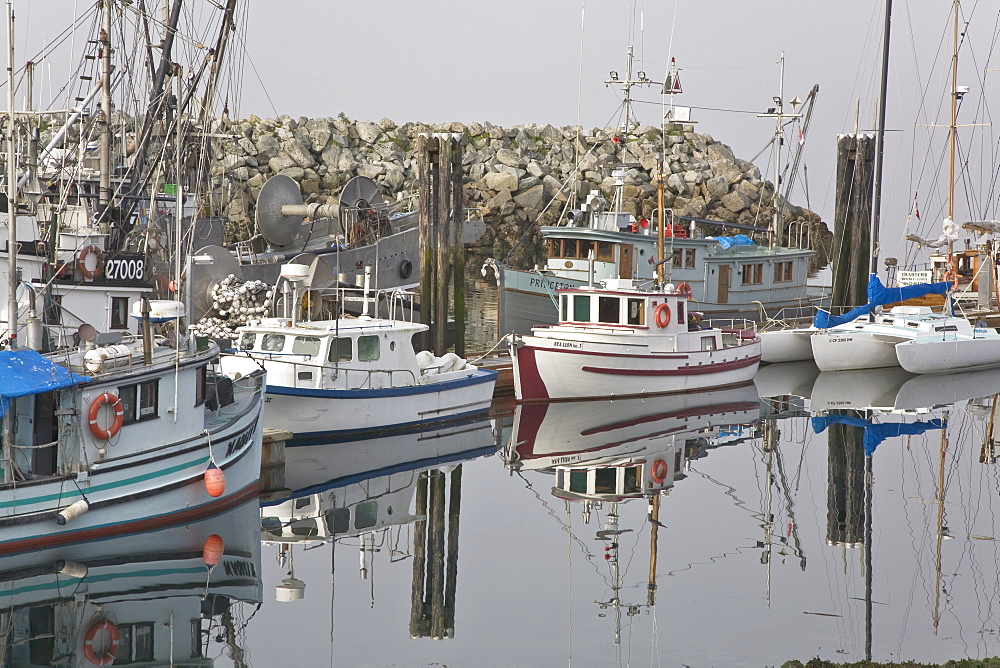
{"left": 287, "top": 407, "right": 493, "bottom": 446}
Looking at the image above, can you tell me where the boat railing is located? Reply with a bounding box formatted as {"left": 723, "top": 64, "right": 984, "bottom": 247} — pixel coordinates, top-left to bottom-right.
{"left": 260, "top": 355, "right": 419, "bottom": 390}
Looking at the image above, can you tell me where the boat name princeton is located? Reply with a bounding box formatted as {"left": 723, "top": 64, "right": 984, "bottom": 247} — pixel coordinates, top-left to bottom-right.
{"left": 529, "top": 277, "right": 576, "bottom": 290}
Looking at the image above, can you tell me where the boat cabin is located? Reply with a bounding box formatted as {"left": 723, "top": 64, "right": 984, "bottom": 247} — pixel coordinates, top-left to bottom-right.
{"left": 551, "top": 445, "right": 685, "bottom": 503}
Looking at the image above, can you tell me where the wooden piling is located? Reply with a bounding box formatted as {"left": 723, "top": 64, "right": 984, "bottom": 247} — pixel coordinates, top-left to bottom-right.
{"left": 409, "top": 471, "right": 430, "bottom": 638}
{"left": 258, "top": 428, "right": 292, "bottom": 501}
{"left": 826, "top": 411, "right": 866, "bottom": 546}
{"left": 417, "top": 134, "right": 466, "bottom": 356}
{"left": 832, "top": 134, "right": 876, "bottom": 309}
{"left": 427, "top": 470, "right": 447, "bottom": 639}
{"left": 444, "top": 464, "right": 462, "bottom": 637}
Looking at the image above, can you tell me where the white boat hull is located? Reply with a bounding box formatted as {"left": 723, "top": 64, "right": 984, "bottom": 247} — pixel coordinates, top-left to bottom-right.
{"left": 0, "top": 393, "right": 264, "bottom": 556}
{"left": 262, "top": 369, "right": 498, "bottom": 445}
{"left": 759, "top": 327, "right": 815, "bottom": 363}
{"left": 811, "top": 329, "right": 905, "bottom": 371}
{"left": 512, "top": 335, "right": 760, "bottom": 402}
{"left": 895, "top": 336, "right": 1000, "bottom": 374}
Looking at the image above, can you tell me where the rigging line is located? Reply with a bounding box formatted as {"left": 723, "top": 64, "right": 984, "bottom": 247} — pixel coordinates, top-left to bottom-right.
{"left": 231, "top": 27, "right": 277, "bottom": 117}
{"left": 629, "top": 98, "right": 762, "bottom": 115}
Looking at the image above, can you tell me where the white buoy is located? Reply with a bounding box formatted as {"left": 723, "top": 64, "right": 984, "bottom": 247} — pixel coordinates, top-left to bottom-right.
{"left": 53, "top": 559, "right": 89, "bottom": 578}
{"left": 55, "top": 499, "right": 90, "bottom": 525}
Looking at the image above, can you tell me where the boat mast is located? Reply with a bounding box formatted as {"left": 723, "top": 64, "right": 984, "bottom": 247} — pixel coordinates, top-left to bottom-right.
{"left": 98, "top": 1, "right": 113, "bottom": 220}
{"left": 5, "top": 0, "right": 16, "bottom": 348}
{"left": 869, "top": 0, "right": 892, "bottom": 276}
{"left": 757, "top": 54, "right": 802, "bottom": 249}
{"left": 947, "top": 0, "right": 959, "bottom": 266}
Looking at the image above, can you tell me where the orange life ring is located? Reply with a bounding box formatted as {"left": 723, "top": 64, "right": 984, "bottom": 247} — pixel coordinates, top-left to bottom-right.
{"left": 79, "top": 245, "right": 104, "bottom": 279}
{"left": 88, "top": 392, "right": 124, "bottom": 441}
{"left": 651, "top": 459, "right": 668, "bottom": 484}
{"left": 677, "top": 281, "right": 693, "bottom": 298}
{"left": 943, "top": 268, "right": 958, "bottom": 289}
{"left": 654, "top": 303, "right": 671, "bottom": 329}
{"left": 83, "top": 619, "right": 120, "bottom": 666}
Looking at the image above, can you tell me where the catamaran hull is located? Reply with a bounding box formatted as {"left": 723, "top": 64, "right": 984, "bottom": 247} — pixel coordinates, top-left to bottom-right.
{"left": 263, "top": 369, "right": 498, "bottom": 445}
{"left": 0, "top": 397, "right": 265, "bottom": 557}
{"left": 512, "top": 336, "right": 761, "bottom": 402}
{"left": 895, "top": 337, "right": 1000, "bottom": 374}
{"left": 759, "top": 327, "right": 815, "bottom": 363}
{"left": 811, "top": 330, "right": 903, "bottom": 371}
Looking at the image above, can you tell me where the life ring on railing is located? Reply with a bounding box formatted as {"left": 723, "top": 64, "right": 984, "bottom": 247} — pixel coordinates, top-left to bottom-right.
{"left": 676, "top": 281, "right": 693, "bottom": 298}
{"left": 651, "top": 459, "right": 668, "bottom": 484}
{"left": 944, "top": 268, "right": 958, "bottom": 290}
{"left": 654, "top": 303, "right": 671, "bottom": 329}
{"left": 83, "top": 619, "right": 120, "bottom": 666}
{"left": 88, "top": 393, "right": 124, "bottom": 441}
{"left": 78, "top": 245, "right": 104, "bottom": 279}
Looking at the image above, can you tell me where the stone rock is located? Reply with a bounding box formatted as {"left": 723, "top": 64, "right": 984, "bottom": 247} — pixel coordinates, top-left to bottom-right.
{"left": 721, "top": 190, "right": 752, "bottom": 213}
{"left": 304, "top": 118, "right": 331, "bottom": 153}
{"left": 496, "top": 148, "right": 521, "bottom": 168}
{"left": 268, "top": 154, "right": 297, "bottom": 173}
{"left": 278, "top": 166, "right": 305, "bottom": 180}
{"left": 255, "top": 134, "right": 280, "bottom": 160}
{"left": 356, "top": 121, "right": 381, "bottom": 143}
{"left": 514, "top": 185, "right": 546, "bottom": 211}
{"left": 666, "top": 173, "right": 687, "bottom": 196}
{"left": 283, "top": 138, "right": 316, "bottom": 168}
{"left": 484, "top": 171, "right": 518, "bottom": 191}
{"left": 707, "top": 142, "right": 736, "bottom": 164}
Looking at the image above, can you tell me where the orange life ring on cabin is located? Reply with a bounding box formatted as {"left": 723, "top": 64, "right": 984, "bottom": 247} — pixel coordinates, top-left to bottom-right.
{"left": 83, "top": 619, "right": 120, "bottom": 666}
{"left": 676, "top": 281, "right": 693, "bottom": 298}
{"left": 88, "top": 392, "right": 124, "bottom": 441}
{"left": 654, "top": 303, "right": 671, "bottom": 329}
{"left": 651, "top": 459, "right": 668, "bottom": 484}
{"left": 79, "top": 245, "right": 104, "bottom": 279}
{"left": 944, "top": 268, "right": 958, "bottom": 290}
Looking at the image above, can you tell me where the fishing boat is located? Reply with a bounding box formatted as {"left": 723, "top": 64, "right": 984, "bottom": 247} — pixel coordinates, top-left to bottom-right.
{"left": 509, "top": 278, "right": 761, "bottom": 402}
{"left": 0, "top": 497, "right": 261, "bottom": 665}
{"left": 485, "top": 50, "right": 823, "bottom": 337}
{"left": 220, "top": 273, "right": 497, "bottom": 444}
{"left": 0, "top": 320, "right": 265, "bottom": 555}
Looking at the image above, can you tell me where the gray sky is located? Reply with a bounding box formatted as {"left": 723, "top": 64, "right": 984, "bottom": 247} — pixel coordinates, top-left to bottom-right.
{"left": 15, "top": 1, "right": 1000, "bottom": 267}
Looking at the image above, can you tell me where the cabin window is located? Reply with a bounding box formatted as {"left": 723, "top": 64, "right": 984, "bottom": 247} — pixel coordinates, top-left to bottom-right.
{"left": 110, "top": 296, "right": 129, "bottom": 329}
{"left": 627, "top": 298, "right": 645, "bottom": 325}
{"left": 290, "top": 519, "right": 318, "bottom": 536}
{"left": 239, "top": 332, "right": 256, "bottom": 350}
{"left": 677, "top": 300, "right": 686, "bottom": 326}
{"left": 358, "top": 335, "right": 380, "bottom": 362}
{"left": 569, "top": 470, "right": 587, "bottom": 493}
{"left": 328, "top": 337, "right": 353, "bottom": 363}
{"left": 292, "top": 336, "right": 321, "bottom": 357}
{"left": 115, "top": 622, "right": 154, "bottom": 663}
{"left": 572, "top": 295, "right": 591, "bottom": 322}
{"left": 262, "top": 333, "right": 285, "bottom": 352}
{"left": 671, "top": 249, "right": 683, "bottom": 269}
{"left": 670, "top": 248, "right": 696, "bottom": 269}
{"left": 741, "top": 264, "right": 763, "bottom": 285}
{"left": 596, "top": 241, "right": 614, "bottom": 262}
{"left": 774, "top": 261, "right": 793, "bottom": 282}
{"left": 138, "top": 380, "right": 158, "bottom": 419}
{"left": 598, "top": 296, "right": 619, "bottom": 324}
{"left": 624, "top": 466, "right": 641, "bottom": 494}
{"left": 560, "top": 295, "right": 569, "bottom": 321}
{"left": 701, "top": 336, "right": 717, "bottom": 351}
{"left": 191, "top": 620, "right": 203, "bottom": 659}
{"left": 684, "top": 249, "right": 696, "bottom": 269}
{"left": 119, "top": 385, "right": 137, "bottom": 425}
{"left": 195, "top": 365, "right": 206, "bottom": 407}
{"left": 580, "top": 240, "right": 593, "bottom": 259}
{"left": 594, "top": 468, "right": 616, "bottom": 494}
{"left": 355, "top": 501, "right": 378, "bottom": 529}
{"left": 325, "top": 508, "right": 351, "bottom": 535}
{"left": 563, "top": 239, "right": 578, "bottom": 259}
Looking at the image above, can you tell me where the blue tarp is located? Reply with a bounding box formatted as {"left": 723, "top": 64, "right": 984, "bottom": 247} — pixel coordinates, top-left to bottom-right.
{"left": 0, "top": 350, "right": 88, "bottom": 418}
{"left": 813, "top": 274, "right": 953, "bottom": 328}
{"left": 811, "top": 414, "right": 944, "bottom": 456}
{"left": 710, "top": 234, "right": 756, "bottom": 249}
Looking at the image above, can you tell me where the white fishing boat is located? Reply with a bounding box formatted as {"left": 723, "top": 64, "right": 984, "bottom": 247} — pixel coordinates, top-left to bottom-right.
{"left": 220, "top": 276, "right": 497, "bottom": 444}
{"left": 485, "top": 51, "right": 824, "bottom": 337}
{"left": 0, "top": 308, "right": 265, "bottom": 556}
{"left": 509, "top": 278, "right": 761, "bottom": 402}
{"left": 0, "top": 497, "right": 261, "bottom": 665}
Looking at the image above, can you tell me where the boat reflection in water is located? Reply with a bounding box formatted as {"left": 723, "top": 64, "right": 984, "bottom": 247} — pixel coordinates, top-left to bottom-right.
{"left": 0, "top": 498, "right": 261, "bottom": 666}
{"left": 259, "top": 417, "right": 495, "bottom": 638}
{"left": 504, "top": 386, "right": 760, "bottom": 644}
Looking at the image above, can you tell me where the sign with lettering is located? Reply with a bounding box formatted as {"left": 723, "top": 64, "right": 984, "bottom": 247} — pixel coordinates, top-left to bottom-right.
{"left": 898, "top": 270, "right": 932, "bottom": 286}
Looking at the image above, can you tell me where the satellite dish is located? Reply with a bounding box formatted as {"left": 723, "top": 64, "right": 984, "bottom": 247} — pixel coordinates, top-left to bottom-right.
{"left": 77, "top": 323, "right": 97, "bottom": 343}
{"left": 189, "top": 245, "right": 243, "bottom": 321}
{"left": 256, "top": 174, "right": 304, "bottom": 249}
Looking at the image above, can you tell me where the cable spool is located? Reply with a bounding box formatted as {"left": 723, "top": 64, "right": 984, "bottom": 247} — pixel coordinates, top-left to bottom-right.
{"left": 53, "top": 559, "right": 89, "bottom": 578}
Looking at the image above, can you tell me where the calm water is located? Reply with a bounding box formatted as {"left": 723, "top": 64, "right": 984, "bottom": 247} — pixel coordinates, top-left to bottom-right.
{"left": 13, "top": 280, "right": 1000, "bottom": 667}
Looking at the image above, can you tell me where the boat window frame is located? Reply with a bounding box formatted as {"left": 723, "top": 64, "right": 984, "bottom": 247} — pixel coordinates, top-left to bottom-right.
{"left": 239, "top": 332, "right": 257, "bottom": 351}
{"left": 261, "top": 333, "right": 286, "bottom": 352}
{"left": 596, "top": 241, "right": 614, "bottom": 262}
{"left": 741, "top": 263, "right": 764, "bottom": 285}
{"left": 328, "top": 336, "right": 353, "bottom": 363}
{"left": 597, "top": 296, "right": 620, "bottom": 324}
{"left": 572, "top": 294, "right": 591, "bottom": 322}
{"left": 626, "top": 298, "right": 645, "bottom": 326}
{"left": 292, "top": 335, "right": 321, "bottom": 358}
{"left": 110, "top": 296, "right": 130, "bottom": 330}
{"left": 773, "top": 260, "right": 793, "bottom": 283}
{"left": 358, "top": 335, "right": 380, "bottom": 362}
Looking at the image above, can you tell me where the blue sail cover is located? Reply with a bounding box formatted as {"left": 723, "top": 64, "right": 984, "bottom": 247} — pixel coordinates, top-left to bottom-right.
{"left": 0, "top": 350, "right": 88, "bottom": 418}
{"left": 813, "top": 274, "right": 952, "bottom": 328}
{"left": 811, "top": 414, "right": 944, "bottom": 456}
